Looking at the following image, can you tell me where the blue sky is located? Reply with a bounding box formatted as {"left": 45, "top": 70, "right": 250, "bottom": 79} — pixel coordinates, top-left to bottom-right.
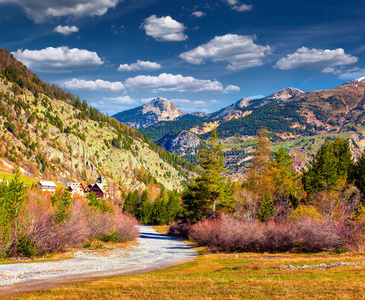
{"left": 0, "top": 0, "right": 364, "bottom": 115}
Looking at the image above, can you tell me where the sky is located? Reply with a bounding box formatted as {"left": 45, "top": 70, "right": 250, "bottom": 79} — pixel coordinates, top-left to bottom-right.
{"left": 0, "top": 0, "right": 364, "bottom": 115}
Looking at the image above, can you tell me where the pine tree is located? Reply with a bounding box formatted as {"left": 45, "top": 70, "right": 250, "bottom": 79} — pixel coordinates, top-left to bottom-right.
{"left": 181, "top": 127, "right": 228, "bottom": 222}
{"left": 198, "top": 127, "right": 227, "bottom": 212}
{"left": 302, "top": 138, "right": 353, "bottom": 195}
{"left": 258, "top": 193, "right": 276, "bottom": 222}
{"left": 271, "top": 146, "right": 298, "bottom": 202}
{"left": 354, "top": 152, "right": 365, "bottom": 202}
{"left": 244, "top": 129, "right": 273, "bottom": 198}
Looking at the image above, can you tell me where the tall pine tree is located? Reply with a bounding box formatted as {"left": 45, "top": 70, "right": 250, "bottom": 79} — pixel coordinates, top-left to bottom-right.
{"left": 182, "top": 127, "right": 228, "bottom": 222}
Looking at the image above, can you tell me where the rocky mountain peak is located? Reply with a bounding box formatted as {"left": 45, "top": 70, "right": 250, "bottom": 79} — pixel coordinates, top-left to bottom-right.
{"left": 266, "top": 87, "right": 304, "bottom": 101}
{"left": 142, "top": 97, "right": 186, "bottom": 120}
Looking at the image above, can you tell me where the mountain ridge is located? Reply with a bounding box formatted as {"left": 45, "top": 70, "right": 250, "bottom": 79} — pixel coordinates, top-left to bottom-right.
{"left": 0, "top": 48, "right": 197, "bottom": 191}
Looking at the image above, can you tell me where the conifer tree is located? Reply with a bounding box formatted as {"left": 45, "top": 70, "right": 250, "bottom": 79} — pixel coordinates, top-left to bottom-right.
{"left": 258, "top": 193, "right": 276, "bottom": 222}
{"left": 271, "top": 146, "right": 298, "bottom": 202}
{"left": 244, "top": 129, "right": 273, "bottom": 198}
{"left": 302, "top": 138, "right": 353, "bottom": 194}
{"left": 181, "top": 127, "right": 228, "bottom": 222}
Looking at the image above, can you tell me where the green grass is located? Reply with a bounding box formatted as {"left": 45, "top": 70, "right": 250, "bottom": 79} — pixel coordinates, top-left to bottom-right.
{"left": 14, "top": 251, "right": 365, "bottom": 299}
{"left": 0, "top": 170, "right": 39, "bottom": 187}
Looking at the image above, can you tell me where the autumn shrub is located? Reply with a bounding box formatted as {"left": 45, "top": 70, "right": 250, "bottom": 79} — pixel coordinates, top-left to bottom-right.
{"left": 168, "top": 219, "right": 192, "bottom": 239}
{"left": 261, "top": 220, "right": 294, "bottom": 252}
{"left": 188, "top": 219, "right": 221, "bottom": 248}
{"left": 289, "top": 205, "right": 322, "bottom": 222}
{"left": 189, "top": 214, "right": 347, "bottom": 253}
{"left": 0, "top": 188, "right": 140, "bottom": 257}
{"left": 292, "top": 217, "right": 346, "bottom": 252}
{"left": 114, "top": 210, "right": 139, "bottom": 243}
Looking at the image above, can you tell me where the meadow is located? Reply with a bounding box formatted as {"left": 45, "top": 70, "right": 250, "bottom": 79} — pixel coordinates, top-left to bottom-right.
{"left": 14, "top": 250, "right": 365, "bottom": 300}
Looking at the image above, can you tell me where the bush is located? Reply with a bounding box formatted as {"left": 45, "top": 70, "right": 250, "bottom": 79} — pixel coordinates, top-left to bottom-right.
{"left": 289, "top": 205, "right": 322, "bottom": 222}
{"left": 293, "top": 217, "right": 345, "bottom": 252}
{"left": 188, "top": 214, "right": 346, "bottom": 253}
{"left": 168, "top": 219, "right": 192, "bottom": 239}
{"left": 15, "top": 234, "right": 39, "bottom": 257}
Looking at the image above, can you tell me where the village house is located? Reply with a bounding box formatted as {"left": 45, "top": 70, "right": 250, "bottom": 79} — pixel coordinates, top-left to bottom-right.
{"left": 66, "top": 182, "right": 86, "bottom": 198}
{"left": 37, "top": 180, "right": 57, "bottom": 193}
{"left": 89, "top": 183, "right": 108, "bottom": 199}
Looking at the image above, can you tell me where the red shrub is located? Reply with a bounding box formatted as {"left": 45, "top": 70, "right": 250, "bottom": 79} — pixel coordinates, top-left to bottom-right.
{"left": 189, "top": 214, "right": 347, "bottom": 253}
{"left": 114, "top": 210, "right": 139, "bottom": 242}
{"left": 292, "top": 217, "right": 346, "bottom": 252}
{"left": 168, "top": 220, "right": 192, "bottom": 239}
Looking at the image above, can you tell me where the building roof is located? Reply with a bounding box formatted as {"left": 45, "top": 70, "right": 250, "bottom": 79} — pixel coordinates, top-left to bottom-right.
{"left": 38, "top": 181, "right": 57, "bottom": 188}
{"left": 67, "top": 182, "right": 85, "bottom": 191}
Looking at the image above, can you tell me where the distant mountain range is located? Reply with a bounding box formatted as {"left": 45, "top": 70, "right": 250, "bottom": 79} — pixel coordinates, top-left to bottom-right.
{"left": 111, "top": 77, "right": 365, "bottom": 176}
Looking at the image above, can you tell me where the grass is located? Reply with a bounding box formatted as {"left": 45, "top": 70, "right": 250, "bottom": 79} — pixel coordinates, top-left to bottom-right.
{"left": 13, "top": 251, "right": 365, "bottom": 299}
{"left": 0, "top": 170, "right": 39, "bottom": 187}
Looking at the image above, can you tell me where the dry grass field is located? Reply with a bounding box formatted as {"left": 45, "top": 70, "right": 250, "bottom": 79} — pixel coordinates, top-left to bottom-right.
{"left": 12, "top": 250, "right": 365, "bottom": 300}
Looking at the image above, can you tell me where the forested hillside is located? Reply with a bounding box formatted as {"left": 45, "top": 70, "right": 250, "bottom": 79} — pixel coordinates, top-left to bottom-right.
{"left": 0, "top": 48, "right": 198, "bottom": 191}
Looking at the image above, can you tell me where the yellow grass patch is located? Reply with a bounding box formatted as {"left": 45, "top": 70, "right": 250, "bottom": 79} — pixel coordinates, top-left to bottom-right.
{"left": 14, "top": 251, "right": 365, "bottom": 299}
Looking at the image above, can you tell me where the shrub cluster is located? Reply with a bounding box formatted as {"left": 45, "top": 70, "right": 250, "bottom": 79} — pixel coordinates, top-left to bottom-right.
{"left": 0, "top": 184, "right": 139, "bottom": 258}
{"left": 187, "top": 214, "right": 351, "bottom": 253}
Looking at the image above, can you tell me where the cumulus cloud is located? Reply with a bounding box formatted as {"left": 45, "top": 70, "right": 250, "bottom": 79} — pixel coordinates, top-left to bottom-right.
{"left": 338, "top": 67, "right": 365, "bottom": 80}
{"left": 118, "top": 60, "right": 161, "bottom": 71}
{"left": 141, "top": 15, "right": 188, "bottom": 42}
{"left": 223, "top": 85, "right": 240, "bottom": 93}
{"left": 0, "top": 0, "right": 121, "bottom": 23}
{"left": 12, "top": 46, "right": 103, "bottom": 73}
{"left": 180, "top": 34, "right": 272, "bottom": 70}
{"left": 275, "top": 47, "right": 358, "bottom": 70}
{"left": 62, "top": 78, "right": 125, "bottom": 91}
{"left": 54, "top": 25, "right": 79, "bottom": 36}
{"left": 224, "top": 0, "right": 252, "bottom": 12}
{"left": 124, "top": 73, "right": 224, "bottom": 93}
{"left": 192, "top": 11, "right": 205, "bottom": 17}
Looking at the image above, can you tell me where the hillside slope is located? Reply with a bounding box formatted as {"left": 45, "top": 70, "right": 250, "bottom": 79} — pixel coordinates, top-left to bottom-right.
{"left": 0, "top": 48, "right": 197, "bottom": 191}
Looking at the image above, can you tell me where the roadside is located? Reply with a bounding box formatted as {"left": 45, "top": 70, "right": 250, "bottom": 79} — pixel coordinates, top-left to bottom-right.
{"left": 0, "top": 226, "right": 197, "bottom": 297}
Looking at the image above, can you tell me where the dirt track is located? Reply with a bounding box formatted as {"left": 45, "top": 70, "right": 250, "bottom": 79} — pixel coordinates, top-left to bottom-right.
{"left": 0, "top": 226, "right": 197, "bottom": 296}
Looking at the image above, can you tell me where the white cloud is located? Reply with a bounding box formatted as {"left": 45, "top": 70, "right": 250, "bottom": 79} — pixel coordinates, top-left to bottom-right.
{"left": 54, "top": 25, "right": 79, "bottom": 36}
{"left": 192, "top": 11, "right": 205, "bottom": 17}
{"left": 224, "top": 0, "right": 252, "bottom": 12}
{"left": 12, "top": 46, "right": 103, "bottom": 73}
{"left": 232, "top": 3, "right": 252, "bottom": 11}
{"left": 103, "top": 95, "right": 136, "bottom": 104}
{"left": 124, "top": 73, "right": 225, "bottom": 93}
{"left": 338, "top": 67, "right": 365, "bottom": 80}
{"left": 322, "top": 67, "right": 336, "bottom": 74}
{"left": 223, "top": 85, "right": 240, "bottom": 93}
{"left": 180, "top": 34, "right": 272, "bottom": 70}
{"left": 0, "top": 0, "right": 121, "bottom": 23}
{"left": 141, "top": 15, "right": 188, "bottom": 42}
{"left": 118, "top": 60, "right": 161, "bottom": 71}
{"left": 275, "top": 47, "right": 358, "bottom": 70}
{"left": 62, "top": 78, "right": 125, "bottom": 91}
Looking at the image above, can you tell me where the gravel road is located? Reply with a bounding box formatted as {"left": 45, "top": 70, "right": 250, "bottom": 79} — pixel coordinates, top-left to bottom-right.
{"left": 0, "top": 226, "right": 197, "bottom": 295}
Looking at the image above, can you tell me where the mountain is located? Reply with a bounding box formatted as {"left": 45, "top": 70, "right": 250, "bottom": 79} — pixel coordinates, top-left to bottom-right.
{"left": 0, "top": 48, "right": 197, "bottom": 191}
{"left": 112, "top": 97, "right": 186, "bottom": 129}
{"left": 139, "top": 79, "right": 365, "bottom": 177}
{"left": 157, "top": 131, "right": 201, "bottom": 157}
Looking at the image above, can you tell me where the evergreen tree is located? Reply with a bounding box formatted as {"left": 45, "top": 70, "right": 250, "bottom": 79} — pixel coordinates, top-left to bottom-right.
{"left": 302, "top": 138, "right": 353, "bottom": 195}
{"left": 181, "top": 128, "right": 228, "bottom": 222}
{"left": 353, "top": 152, "right": 365, "bottom": 202}
{"left": 198, "top": 127, "right": 227, "bottom": 212}
{"left": 258, "top": 193, "right": 276, "bottom": 222}
{"left": 244, "top": 129, "right": 273, "bottom": 197}
{"left": 137, "top": 190, "right": 152, "bottom": 224}
{"left": 271, "top": 146, "right": 298, "bottom": 202}
{"left": 123, "top": 190, "right": 140, "bottom": 215}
